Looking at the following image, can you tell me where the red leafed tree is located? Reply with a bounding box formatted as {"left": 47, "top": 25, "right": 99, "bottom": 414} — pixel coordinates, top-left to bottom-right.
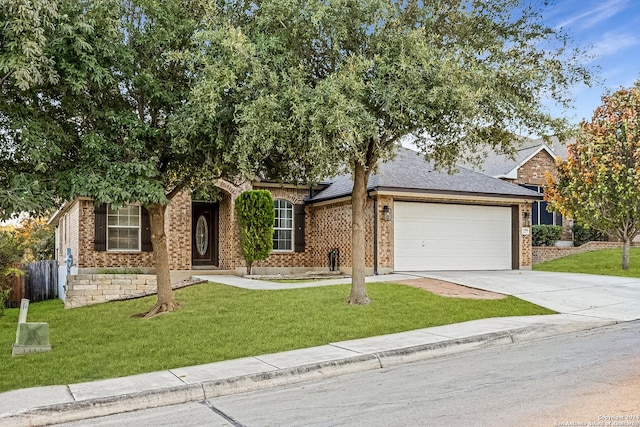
{"left": 546, "top": 82, "right": 640, "bottom": 270}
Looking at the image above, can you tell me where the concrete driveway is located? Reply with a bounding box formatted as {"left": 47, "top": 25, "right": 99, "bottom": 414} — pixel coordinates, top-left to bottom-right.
{"left": 400, "top": 270, "right": 640, "bottom": 322}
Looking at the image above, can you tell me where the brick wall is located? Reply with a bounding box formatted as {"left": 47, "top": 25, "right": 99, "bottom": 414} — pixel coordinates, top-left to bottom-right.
{"left": 376, "top": 195, "right": 394, "bottom": 270}
{"left": 532, "top": 241, "right": 627, "bottom": 264}
{"left": 251, "top": 186, "right": 316, "bottom": 271}
{"left": 516, "top": 150, "right": 556, "bottom": 186}
{"left": 165, "top": 191, "right": 191, "bottom": 270}
{"left": 56, "top": 182, "right": 535, "bottom": 275}
{"left": 515, "top": 149, "right": 572, "bottom": 240}
{"left": 65, "top": 274, "right": 157, "bottom": 308}
{"left": 519, "top": 202, "right": 533, "bottom": 267}
{"left": 77, "top": 196, "right": 190, "bottom": 271}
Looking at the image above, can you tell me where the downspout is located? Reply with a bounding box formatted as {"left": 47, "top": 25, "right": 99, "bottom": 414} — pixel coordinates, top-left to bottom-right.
{"left": 372, "top": 193, "right": 379, "bottom": 275}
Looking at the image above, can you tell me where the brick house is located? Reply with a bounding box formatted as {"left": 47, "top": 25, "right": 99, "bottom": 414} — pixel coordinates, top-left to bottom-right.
{"left": 474, "top": 138, "right": 572, "bottom": 239}
{"left": 50, "top": 148, "right": 541, "bottom": 283}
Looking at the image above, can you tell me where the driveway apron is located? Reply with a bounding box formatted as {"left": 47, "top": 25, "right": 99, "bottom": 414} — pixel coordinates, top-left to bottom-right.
{"left": 398, "top": 270, "right": 640, "bottom": 322}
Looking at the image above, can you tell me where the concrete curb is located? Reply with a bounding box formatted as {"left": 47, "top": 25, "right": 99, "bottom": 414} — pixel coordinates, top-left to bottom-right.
{"left": 0, "top": 321, "right": 616, "bottom": 427}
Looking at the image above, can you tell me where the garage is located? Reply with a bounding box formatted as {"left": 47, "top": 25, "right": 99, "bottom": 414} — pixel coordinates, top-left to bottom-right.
{"left": 393, "top": 202, "right": 513, "bottom": 271}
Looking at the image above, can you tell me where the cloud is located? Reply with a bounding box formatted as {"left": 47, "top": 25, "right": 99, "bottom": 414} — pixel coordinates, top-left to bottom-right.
{"left": 555, "top": 0, "right": 628, "bottom": 30}
{"left": 589, "top": 32, "right": 639, "bottom": 58}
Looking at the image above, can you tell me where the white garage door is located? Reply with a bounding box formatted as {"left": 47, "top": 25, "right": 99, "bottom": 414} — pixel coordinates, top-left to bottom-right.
{"left": 394, "top": 202, "right": 512, "bottom": 271}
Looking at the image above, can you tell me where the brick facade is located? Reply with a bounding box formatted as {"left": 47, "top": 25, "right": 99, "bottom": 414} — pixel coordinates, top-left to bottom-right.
{"left": 503, "top": 148, "right": 571, "bottom": 240}
{"left": 515, "top": 150, "right": 557, "bottom": 186}
{"left": 53, "top": 181, "right": 535, "bottom": 278}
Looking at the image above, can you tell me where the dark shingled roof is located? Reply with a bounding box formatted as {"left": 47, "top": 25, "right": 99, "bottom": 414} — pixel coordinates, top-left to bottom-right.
{"left": 309, "top": 147, "right": 542, "bottom": 203}
{"left": 473, "top": 136, "right": 571, "bottom": 178}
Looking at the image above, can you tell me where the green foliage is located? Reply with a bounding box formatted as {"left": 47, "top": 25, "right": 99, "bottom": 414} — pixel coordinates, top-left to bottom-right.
{"left": 12, "top": 217, "right": 55, "bottom": 261}
{"left": 546, "top": 82, "right": 640, "bottom": 268}
{"left": 546, "top": 82, "right": 640, "bottom": 244}
{"left": 189, "top": 0, "right": 592, "bottom": 181}
{"left": 0, "top": 281, "right": 553, "bottom": 392}
{"left": 534, "top": 248, "right": 640, "bottom": 278}
{"left": 572, "top": 223, "right": 607, "bottom": 247}
{"left": 235, "top": 191, "right": 275, "bottom": 274}
{"left": 1, "top": 0, "right": 244, "bottom": 308}
{"left": 187, "top": 0, "right": 592, "bottom": 299}
{"left": 532, "top": 225, "right": 563, "bottom": 247}
{"left": 0, "top": 231, "right": 23, "bottom": 316}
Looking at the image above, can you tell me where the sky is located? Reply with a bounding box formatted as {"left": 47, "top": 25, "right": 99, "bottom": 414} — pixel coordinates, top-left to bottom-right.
{"left": 541, "top": 0, "right": 640, "bottom": 126}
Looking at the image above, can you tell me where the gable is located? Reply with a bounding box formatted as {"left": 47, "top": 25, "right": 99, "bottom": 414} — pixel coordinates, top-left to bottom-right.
{"left": 516, "top": 149, "right": 557, "bottom": 186}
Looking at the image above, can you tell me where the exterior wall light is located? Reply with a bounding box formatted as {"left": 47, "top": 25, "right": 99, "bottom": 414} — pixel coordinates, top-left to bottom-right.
{"left": 383, "top": 205, "right": 391, "bottom": 222}
{"left": 522, "top": 211, "right": 531, "bottom": 227}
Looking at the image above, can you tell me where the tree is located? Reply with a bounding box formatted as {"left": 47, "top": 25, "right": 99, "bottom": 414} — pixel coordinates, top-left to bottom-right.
{"left": 235, "top": 190, "right": 275, "bottom": 275}
{"left": 546, "top": 82, "right": 640, "bottom": 270}
{"left": 13, "top": 217, "right": 55, "bottom": 261}
{"left": 0, "top": 0, "right": 235, "bottom": 316}
{"left": 194, "top": 0, "right": 591, "bottom": 304}
{"left": 0, "top": 230, "right": 23, "bottom": 316}
{"left": 0, "top": 0, "right": 61, "bottom": 219}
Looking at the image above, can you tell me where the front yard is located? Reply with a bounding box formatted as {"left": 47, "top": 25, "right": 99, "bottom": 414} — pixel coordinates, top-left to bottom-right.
{"left": 0, "top": 281, "right": 553, "bottom": 393}
{"left": 534, "top": 247, "right": 640, "bottom": 277}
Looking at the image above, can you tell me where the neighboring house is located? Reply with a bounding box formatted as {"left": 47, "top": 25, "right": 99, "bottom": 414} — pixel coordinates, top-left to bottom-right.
{"left": 50, "top": 148, "right": 542, "bottom": 283}
{"left": 474, "top": 137, "right": 572, "bottom": 238}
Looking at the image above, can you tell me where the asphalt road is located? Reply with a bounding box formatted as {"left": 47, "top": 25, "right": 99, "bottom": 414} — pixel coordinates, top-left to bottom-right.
{"left": 56, "top": 321, "right": 640, "bottom": 427}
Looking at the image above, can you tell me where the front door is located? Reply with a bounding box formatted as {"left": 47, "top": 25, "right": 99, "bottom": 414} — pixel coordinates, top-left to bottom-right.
{"left": 192, "top": 202, "right": 219, "bottom": 266}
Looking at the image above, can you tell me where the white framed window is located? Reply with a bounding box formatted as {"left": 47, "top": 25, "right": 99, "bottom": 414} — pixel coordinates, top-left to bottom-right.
{"left": 107, "top": 204, "right": 141, "bottom": 251}
{"left": 273, "top": 199, "right": 293, "bottom": 251}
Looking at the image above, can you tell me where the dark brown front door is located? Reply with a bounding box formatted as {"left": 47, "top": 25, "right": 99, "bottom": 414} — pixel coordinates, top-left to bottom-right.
{"left": 192, "top": 202, "right": 219, "bottom": 266}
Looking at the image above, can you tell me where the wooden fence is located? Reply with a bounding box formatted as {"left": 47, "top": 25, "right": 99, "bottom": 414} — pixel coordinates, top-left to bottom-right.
{"left": 6, "top": 260, "right": 58, "bottom": 308}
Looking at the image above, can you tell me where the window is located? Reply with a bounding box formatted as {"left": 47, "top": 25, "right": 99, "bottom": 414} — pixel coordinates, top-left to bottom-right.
{"left": 273, "top": 199, "right": 293, "bottom": 251}
{"left": 107, "top": 204, "right": 141, "bottom": 251}
{"left": 521, "top": 185, "right": 563, "bottom": 226}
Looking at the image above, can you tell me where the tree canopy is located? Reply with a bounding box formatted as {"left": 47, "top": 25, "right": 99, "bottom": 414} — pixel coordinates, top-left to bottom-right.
{"left": 546, "top": 81, "right": 640, "bottom": 270}
{"left": 1, "top": 0, "right": 236, "bottom": 315}
{"left": 190, "top": 0, "right": 592, "bottom": 303}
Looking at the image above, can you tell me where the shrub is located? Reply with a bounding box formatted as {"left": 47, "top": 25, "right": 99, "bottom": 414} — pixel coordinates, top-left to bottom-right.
{"left": 0, "top": 232, "right": 22, "bottom": 316}
{"left": 235, "top": 190, "right": 275, "bottom": 275}
{"left": 532, "top": 225, "right": 562, "bottom": 246}
{"left": 572, "top": 223, "right": 607, "bottom": 246}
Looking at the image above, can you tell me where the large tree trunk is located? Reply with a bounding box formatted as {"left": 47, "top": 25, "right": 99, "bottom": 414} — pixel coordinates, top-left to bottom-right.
{"left": 622, "top": 237, "right": 631, "bottom": 270}
{"left": 347, "top": 162, "right": 371, "bottom": 305}
{"left": 140, "top": 203, "right": 177, "bottom": 317}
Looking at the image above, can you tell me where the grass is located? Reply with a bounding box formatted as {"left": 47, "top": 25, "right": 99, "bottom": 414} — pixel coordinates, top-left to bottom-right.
{"left": 0, "top": 281, "right": 554, "bottom": 393}
{"left": 534, "top": 247, "right": 640, "bottom": 277}
{"left": 267, "top": 278, "right": 338, "bottom": 283}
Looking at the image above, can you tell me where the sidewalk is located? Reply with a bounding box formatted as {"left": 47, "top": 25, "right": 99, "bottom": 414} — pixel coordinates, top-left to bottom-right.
{"left": 0, "top": 274, "right": 622, "bottom": 427}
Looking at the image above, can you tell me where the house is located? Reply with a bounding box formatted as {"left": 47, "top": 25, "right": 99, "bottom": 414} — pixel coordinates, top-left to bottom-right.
{"left": 50, "top": 148, "right": 541, "bottom": 299}
{"left": 473, "top": 137, "right": 572, "bottom": 238}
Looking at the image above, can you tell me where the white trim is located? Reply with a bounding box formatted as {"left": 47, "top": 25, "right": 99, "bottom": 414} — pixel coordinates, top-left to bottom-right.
{"left": 106, "top": 204, "right": 142, "bottom": 252}
{"left": 272, "top": 199, "right": 294, "bottom": 252}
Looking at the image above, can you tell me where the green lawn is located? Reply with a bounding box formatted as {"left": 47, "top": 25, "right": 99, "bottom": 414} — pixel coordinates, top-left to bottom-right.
{"left": 0, "top": 281, "right": 554, "bottom": 393}
{"left": 534, "top": 247, "right": 640, "bottom": 277}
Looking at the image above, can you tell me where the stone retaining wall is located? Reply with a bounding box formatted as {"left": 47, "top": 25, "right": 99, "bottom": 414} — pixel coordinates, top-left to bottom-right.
{"left": 65, "top": 274, "right": 157, "bottom": 308}
{"left": 532, "top": 241, "right": 626, "bottom": 264}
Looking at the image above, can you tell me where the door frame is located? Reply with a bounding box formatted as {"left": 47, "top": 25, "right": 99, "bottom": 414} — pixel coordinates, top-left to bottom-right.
{"left": 191, "top": 202, "right": 219, "bottom": 267}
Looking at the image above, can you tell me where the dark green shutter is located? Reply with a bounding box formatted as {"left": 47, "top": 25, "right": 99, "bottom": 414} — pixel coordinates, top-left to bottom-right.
{"left": 141, "top": 207, "right": 152, "bottom": 252}
{"left": 94, "top": 203, "right": 107, "bottom": 251}
{"left": 294, "top": 204, "right": 305, "bottom": 253}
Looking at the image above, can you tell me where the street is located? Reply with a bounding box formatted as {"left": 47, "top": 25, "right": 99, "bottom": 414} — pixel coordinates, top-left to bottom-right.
{"left": 56, "top": 321, "right": 640, "bottom": 427}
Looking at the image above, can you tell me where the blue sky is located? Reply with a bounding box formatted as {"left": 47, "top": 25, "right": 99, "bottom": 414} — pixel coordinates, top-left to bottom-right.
{"left": 542, "top": 0, "right": 640, "bottom": 125}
